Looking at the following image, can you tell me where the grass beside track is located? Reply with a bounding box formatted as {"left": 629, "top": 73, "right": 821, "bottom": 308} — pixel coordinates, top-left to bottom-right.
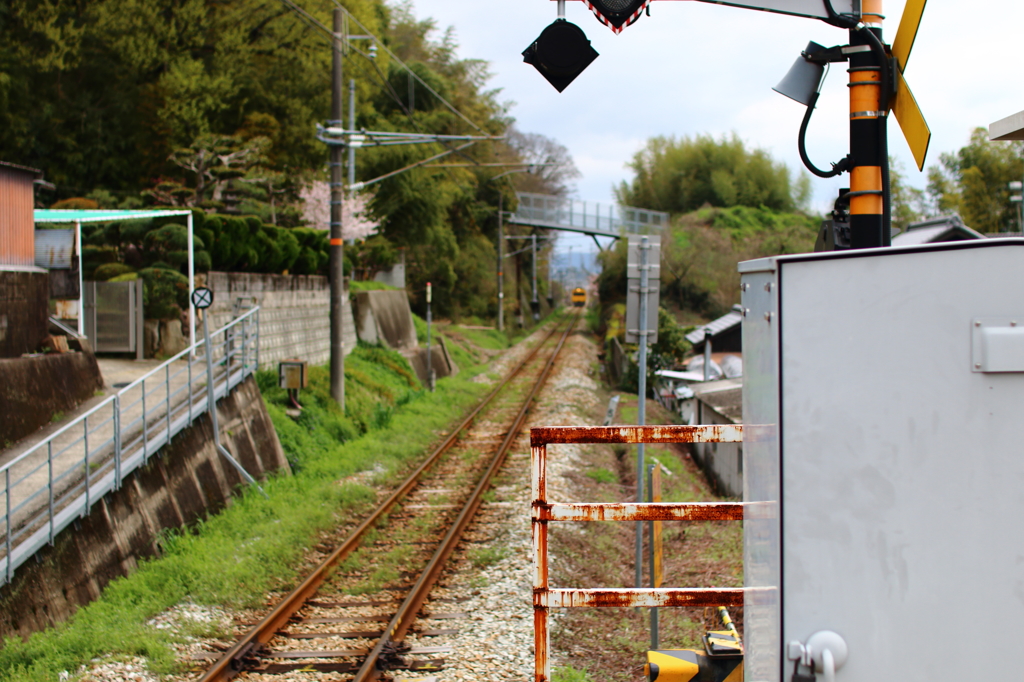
{"left": 0, "top": 324, "right": 532, "bottom": 682}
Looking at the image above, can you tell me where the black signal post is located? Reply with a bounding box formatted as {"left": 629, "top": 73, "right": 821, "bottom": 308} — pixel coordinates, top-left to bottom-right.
{"left": 847, "top": 0, "right": 890, "bottom": 248}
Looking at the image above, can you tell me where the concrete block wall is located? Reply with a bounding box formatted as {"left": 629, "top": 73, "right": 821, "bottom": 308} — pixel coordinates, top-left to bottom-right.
{"left": 204, "top": 271, "right": 356, "bottom": 368}
{"left": 0, "top": 267, "right": 48, "bottom": 358}
{"left": 0, "top": 351, "right": 104, "bottom": 445}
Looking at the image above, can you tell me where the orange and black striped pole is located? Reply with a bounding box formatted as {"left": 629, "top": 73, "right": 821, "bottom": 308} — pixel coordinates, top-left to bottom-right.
{"left": 847, "top": 0, "right": 889, "bottom": 248}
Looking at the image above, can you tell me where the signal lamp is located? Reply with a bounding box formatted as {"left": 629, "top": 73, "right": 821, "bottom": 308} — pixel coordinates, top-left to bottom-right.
{"left": 585, "top": 0, "right": 651, "bottom": 33}
{"left": 522, "top": 20, "right": 598, "bottom": 93}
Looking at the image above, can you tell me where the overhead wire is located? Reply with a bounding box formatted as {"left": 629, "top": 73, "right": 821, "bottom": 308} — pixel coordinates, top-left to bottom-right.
{"left": 330, "top": 0, "right": 487, "bottom": 133}
{"left": 278, "top": 0, "right": 488, "bottom": 178}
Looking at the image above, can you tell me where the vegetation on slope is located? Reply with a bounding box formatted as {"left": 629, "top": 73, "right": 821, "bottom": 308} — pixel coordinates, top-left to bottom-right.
{"left": 0, "top": 331, "right": 519, "bottom": 681}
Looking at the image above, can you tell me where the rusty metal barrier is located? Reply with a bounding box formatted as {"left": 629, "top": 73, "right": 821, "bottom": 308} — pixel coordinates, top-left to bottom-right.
{"left": 530, "top": 425, "right": 745, "bottom": 682}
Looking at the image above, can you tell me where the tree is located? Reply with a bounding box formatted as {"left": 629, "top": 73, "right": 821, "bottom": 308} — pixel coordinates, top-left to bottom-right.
{"left": 616, "top": 134, "right": 799, "bottom": 214}
{"left": 889, "top": 156, "right": 926, "bottom": 234}
{"left": 1, "top": 0, "right": 579, "bottom": 322}
{"left": 504, "top": 128, "right": 581, "bottom": 197}
{"left": 927, "top": 127, "right": 1023, "bottom": 233}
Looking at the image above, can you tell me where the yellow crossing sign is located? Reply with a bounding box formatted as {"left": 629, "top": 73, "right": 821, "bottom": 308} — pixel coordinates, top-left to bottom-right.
{"left": 889, "top": 0, "right": 931, "bottom": 170}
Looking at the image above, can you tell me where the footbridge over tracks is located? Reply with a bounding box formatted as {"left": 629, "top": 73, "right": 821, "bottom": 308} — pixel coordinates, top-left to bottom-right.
{"left": 508, "top": 192, "right": 668, "bottom": 247}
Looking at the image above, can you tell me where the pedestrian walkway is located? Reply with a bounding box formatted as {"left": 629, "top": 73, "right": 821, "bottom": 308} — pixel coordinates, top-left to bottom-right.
{"left": 0, "top": 308, "right": 261, "bottom": 584}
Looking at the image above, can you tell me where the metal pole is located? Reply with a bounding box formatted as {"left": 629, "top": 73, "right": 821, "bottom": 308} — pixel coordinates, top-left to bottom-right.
{"left": 84, "top": 415, "right": 90, "bottom": 513}
{"left": 75, "top": 220, "right": 84, "bottom": 337}
{"left": 635, "top": 235, "right": 649, "bottom": 589}
{"left": 497, "top": 192, "right": 504, "bottom": 332}
{"left": 187, "top": 212, "right": 195, "bottom": 353}
{"left": 329, "top": 7, "right": 346, "bottom": 409}
{"left": 48, "top": 440, "right": 54, "bottom": 543}
{"left": 704, "top": 329, "right": 712, "bottom": 382}
{"left": 848, "top": 0, "right": 888, "bottom": 248}
{"left": 348, "top": 78, "right": 356, "bottom": 222}
{"left": 203, "top": 311, "right": 267, "bottom": 498}
{"left": 426, "top": 282, "right": 433, "bottom": 391}
{"left": 142, "top": 378, "right": 148, "bottom": 462}
{"left": 531, "top": 234, "right": 539, "bottom": 321}
{"left": 648, "top": 463, "right": 659, "bottom": 650}
{"left": 5, "top": 469, "right": 10, "bottom": 583}
{"left": 113, "top": 396, "right": 121, "bottom": 490}
{"left": 547, "top": 241, "right": 554, "bottom": 306}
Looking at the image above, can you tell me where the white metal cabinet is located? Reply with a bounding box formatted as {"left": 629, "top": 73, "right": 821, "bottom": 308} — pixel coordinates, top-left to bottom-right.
{"left": 740, "top": 240, "right": 1024, "bottom": 682}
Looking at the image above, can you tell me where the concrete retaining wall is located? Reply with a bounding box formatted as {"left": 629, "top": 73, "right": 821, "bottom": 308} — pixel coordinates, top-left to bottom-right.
{"left": 0, "top": 268, "right": 48, "bottom": 358}
{"left": 204, "top": 271, "right": 356, "bottom": 368}
{"left": 0, "top": 375, "right": 288, "bottom": 639}
{"left": 403, "top": 338, "right": 459, "bottom": 386}
{"left": 0, "top": 351, "right": 104, "bottom": 445}
{"left": 352, "top": 290, "right": 417, "bottom": 352}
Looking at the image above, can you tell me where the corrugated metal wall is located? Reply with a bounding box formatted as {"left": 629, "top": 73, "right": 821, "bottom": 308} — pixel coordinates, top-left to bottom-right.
{"left": 0, "top": 166, "right": 36, "bottom": 266}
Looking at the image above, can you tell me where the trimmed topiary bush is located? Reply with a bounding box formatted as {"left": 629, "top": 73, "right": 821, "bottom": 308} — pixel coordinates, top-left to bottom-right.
{"left": 92, "top": 263, "right": 136, "bottom": 281}
{"left": 139, "top": 267, "right": 189, "bottom": 319}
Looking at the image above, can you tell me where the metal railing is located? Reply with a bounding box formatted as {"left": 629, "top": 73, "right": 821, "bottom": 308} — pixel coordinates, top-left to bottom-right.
{"left": 511, "top": 192, "right": 669, "bottom": 238}
{"left": 0, "top": 307, "right": 260, "bottom": 585}
{"left": 530, "top": 424, "right": 759, "bottom": 682}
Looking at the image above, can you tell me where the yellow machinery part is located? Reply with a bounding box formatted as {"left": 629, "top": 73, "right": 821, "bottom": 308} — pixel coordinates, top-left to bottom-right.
{"left": 645, "top": 649, "right": 742, "bottom": 682}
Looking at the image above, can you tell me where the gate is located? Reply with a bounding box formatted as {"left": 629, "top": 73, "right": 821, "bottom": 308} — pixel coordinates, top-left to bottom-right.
{"left": 530, "top": 425, "right": 754, "bottom": 682}
{"left": 83, "top": 280, "right": 144, "bottom": 357}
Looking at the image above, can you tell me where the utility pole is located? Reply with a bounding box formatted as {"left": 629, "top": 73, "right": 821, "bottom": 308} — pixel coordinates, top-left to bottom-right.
{"left": 547, "top": 241, "right": 554, "bottom": 307}
{"left": 847, "top": 0, "right": 888, "bottom": 248}
{"left": 497, "top": 192, "right": 504, "bottom": 331}
{"left": 348, "top": 78, "right": 356, "bottom": 233}
{"left": 515, "top": 250, "right": 523, "bottom": 328}
{"left": 531, "top": 233, "right": 539, "bottom": 321}
{"left": 329, "top": 7, "right": 346, "bottom": 409}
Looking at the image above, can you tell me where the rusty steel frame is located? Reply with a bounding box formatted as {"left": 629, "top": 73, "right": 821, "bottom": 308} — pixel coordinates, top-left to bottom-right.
{"left": 530, "top": 424, "right": 745, "bottom": 682}
{"left": 199, "top": 311, "right": 578, "bottom": 682}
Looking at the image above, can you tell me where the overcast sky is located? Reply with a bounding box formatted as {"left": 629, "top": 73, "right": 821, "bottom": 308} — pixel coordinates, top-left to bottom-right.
{"left": 417, "top": 0, "right": 1024, "bottom": 256}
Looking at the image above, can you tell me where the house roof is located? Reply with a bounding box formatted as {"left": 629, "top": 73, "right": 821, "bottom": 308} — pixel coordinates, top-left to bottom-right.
{"left": 34, "top": 209, "right": 192, "bottom": 224}
{"left": 685, "top": 305, "right": 743, "bottom": 346}
{"left": 0, "top": 160, "right": 43, "bottom": 179}
{"left": 892, "top": 214, "right": 984, "bottom": 246}
{"left": 691, "top": 378, "right": 743, "bottom": 423}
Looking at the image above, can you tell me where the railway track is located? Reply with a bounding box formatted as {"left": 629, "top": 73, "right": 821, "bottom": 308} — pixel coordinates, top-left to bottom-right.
{"left": 198, "top": 310, "right": 579, "bottom": 681}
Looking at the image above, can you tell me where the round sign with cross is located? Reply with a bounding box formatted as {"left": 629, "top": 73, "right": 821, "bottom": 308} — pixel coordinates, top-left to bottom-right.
{"left": 191, "top": 287, "right": 214, "bottom": 310}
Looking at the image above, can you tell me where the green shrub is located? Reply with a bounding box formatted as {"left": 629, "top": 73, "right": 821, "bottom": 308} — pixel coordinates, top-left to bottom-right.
{"left": 92, "top": 263, "right": 135, "bottom": 281}
{"left": 81, "top": 245, "right": 118, "bottom": 279}
{"left": 139, "top": 267, "right": 189, "bottom": 319}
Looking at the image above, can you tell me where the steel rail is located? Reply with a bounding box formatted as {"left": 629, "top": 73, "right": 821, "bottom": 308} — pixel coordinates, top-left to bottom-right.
{"left": 199, "top": 312, "right": 573, "bottom": 682}
{"left": 351, "top": 310, "right": 580, "bottom": 681}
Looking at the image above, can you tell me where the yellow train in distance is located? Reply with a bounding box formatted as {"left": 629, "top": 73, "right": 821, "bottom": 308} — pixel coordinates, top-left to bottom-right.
{"left": 571, "top": 287, "right": 587, "bottom": 307}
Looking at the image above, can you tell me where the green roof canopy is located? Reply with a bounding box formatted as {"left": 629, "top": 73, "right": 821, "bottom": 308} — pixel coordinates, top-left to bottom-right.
{"left": 34, "top": 209, "right": 191, "bottom": 224}
{"left": 34, "top": 208, "right": 197, "bottom": 346}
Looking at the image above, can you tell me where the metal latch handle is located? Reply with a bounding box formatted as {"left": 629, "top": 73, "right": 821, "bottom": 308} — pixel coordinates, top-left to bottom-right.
{"left": 787, "top": 630, "right": 848, "bottom": 682}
